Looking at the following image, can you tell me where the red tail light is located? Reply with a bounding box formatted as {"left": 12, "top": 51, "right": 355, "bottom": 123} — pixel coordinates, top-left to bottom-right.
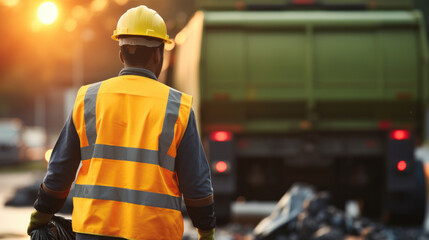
{"left": 215, "top": 161, "right": 228, "bottom": 173}
{"left": 390, "top": 130, "right": 410, "bottom": 141}
{"left": 397, "top": 160, "right": 407, "bottom": 172}
{"left": 211, "top": 131, "right": 232, "bottom": 142}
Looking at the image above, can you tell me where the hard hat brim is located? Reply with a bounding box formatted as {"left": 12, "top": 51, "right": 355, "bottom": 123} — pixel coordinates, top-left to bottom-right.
{"left": 112, "top": 34, "right": 172, "bottom": 44}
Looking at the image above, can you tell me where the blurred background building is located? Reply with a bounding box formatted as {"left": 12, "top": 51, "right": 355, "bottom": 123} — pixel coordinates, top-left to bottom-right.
{"left": 0, "top": 0, "right": 196, "bottom": 142}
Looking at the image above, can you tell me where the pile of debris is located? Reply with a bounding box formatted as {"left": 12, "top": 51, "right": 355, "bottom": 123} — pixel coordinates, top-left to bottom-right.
{"left": 254, "top": 184, "right": 389, "bottom": 240}
{"left": 5, "top": 180, "right": 74, "bottom": 214}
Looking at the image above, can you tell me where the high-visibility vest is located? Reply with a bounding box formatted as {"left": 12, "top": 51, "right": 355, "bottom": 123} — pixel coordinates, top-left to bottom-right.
{"left": 71, "top": 75, "right": 192, "bottom": 240}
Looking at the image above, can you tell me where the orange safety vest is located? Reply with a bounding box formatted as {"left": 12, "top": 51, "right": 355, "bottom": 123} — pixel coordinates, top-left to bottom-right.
{"left": 71, "top": 74, "right": 192, "bottom": 240}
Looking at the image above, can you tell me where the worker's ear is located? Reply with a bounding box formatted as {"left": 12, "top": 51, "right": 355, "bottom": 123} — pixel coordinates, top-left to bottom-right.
{"left": 153, "top": 47, "right": 161, "bottom": 64}
{"left": 119, "top": 50, "right": 124, "bottom": 64}
{"left": 152, "top": 46, "right": 164, "bottom": 78}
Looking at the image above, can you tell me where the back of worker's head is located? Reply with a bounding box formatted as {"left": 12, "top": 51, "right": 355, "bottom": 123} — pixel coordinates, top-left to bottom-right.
{"left": 119, "top": 36, "right": 164, "bottom": 66}
{"left": 112, "top": 5, "right": 171, "bottom": 76}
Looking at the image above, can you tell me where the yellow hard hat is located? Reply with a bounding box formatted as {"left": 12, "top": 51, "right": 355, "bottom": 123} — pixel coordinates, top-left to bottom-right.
{"left": 112, "top": 5, "right": 171, "bottom": 43}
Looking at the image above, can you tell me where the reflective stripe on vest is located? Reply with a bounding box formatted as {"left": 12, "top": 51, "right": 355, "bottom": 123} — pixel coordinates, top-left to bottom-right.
{"left": 74, "top": 184, "right": 182, "bottom": 211}
{"left": 83, "top": 82, "right": 102, "bottom": 146}
{"left": 80, "top": 144, "right": 176, "bottom": 171}
{"left": 158, "top": 88, "right": 182, "bottom": 168}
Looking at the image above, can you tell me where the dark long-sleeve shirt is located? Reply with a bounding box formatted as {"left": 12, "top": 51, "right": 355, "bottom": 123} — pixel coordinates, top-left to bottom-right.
{"left": 34, "top": 67, "right": 215, "bottom": 239}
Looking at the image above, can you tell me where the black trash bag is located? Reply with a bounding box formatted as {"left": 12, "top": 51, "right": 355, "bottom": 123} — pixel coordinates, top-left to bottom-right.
{"left": 30, "top": 223, "right": 57, "bottom": 240}
{"left": 30, "top": 215, "right": 75, "bottom": 240}
{"left": 296, "top": 212, "right": 320, "bottom": 238}
{"left": 254, "top": 183, "right": 315, "bottom": 239}
{"left": 304, "top": 192, "right": 330, "bottom": 217}
{"left": 313, "top": 226, "right": 344, "bottom": 240}
{"left": 5, "top": 182, "right": 39, "bottom": 206}
{"left": 6, "top": 180, "right": 74, "bottom": 214}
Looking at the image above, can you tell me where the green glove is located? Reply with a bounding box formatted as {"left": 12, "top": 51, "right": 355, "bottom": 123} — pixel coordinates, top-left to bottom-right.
{"left": 27, "top": 210, "right": 53, "bottom": 235}
{"left": 198, "top": 228, "right": 215, "bottom": 240}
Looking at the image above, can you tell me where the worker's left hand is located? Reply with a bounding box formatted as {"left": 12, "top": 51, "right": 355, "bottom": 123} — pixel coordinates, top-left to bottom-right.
{"left": 27, "top": 210, "right": 53, "bottom": 235}
{"left": 198, "top": 228, "right": 215, "bottom": 240}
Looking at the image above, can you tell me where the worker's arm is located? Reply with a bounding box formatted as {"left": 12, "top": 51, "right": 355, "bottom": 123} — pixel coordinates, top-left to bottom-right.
{"left": 28, "top": 113, "right": 81, "bottom": 234}
{"left": 175, "top": 109, "right": 216, "bottom": 234}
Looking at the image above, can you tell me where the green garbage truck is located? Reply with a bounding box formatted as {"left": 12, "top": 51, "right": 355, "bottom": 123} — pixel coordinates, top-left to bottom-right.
{"left": 172, "top": 0, "right": 429, "bottom": 223}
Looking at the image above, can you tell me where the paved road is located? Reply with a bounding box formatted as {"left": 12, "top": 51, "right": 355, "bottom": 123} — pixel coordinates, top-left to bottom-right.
{"left": 0, "top": 170, "right": 46, "bottom": 240}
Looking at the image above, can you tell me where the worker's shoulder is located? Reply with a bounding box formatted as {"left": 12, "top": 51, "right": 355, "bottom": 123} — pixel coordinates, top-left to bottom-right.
{"left": 74, "top": 80, "right": 102, "bottom": 97}
{"left": 170, "top": 87, "right": 193, "bottom": 107}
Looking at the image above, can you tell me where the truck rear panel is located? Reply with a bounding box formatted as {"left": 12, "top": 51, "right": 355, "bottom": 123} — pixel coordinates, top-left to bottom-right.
{"left": 198, "top": 11, "right": 428, "bottom": 134}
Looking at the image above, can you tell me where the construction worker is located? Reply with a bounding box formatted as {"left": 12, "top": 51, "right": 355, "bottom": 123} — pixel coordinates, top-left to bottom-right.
{"left": 27, "top": 5, "right": 215, "bottom": 240}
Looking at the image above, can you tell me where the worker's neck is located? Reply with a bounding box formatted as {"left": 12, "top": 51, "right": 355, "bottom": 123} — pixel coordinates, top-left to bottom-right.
{"left": 124, "top": 64, "right": 159, "bottom": 78}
